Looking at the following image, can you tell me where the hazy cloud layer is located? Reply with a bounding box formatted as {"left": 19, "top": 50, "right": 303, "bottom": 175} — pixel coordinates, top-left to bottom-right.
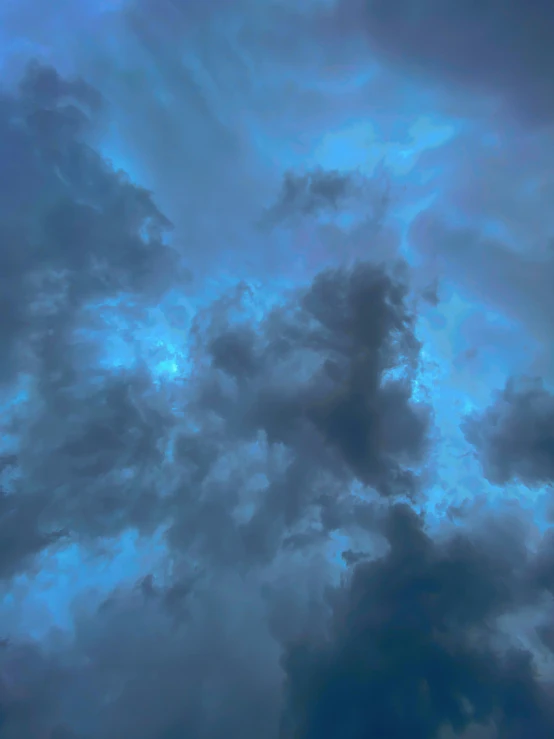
{"left": 329, "top": 0, "right": 554, "bottom": 124}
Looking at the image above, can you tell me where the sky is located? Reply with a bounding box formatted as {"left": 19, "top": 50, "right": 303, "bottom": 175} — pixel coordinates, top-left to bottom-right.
{"left": 0, "top": 0, "right": 554, "bottom": 737}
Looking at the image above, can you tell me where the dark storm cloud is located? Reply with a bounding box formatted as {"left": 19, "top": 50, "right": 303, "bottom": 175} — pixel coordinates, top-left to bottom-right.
{"left": 0, "top": 57, "right": 428, "bottom": 585}
{"left": 2, "top": 4, "right": 553, "bottom": 739}
{"left": 0, "top": 60, "right": 181, "bottom": 577}
{"left": 464, "top": 377, "right": 554, "bottom": 487}
{"left": 0, "top": 570, "right": 284, "bottom": 739}
{"left": 0, "top": 60, "right": 179, "bottom": 383}
{"left": 164, "top": 260, "right": 429, "bottom": 569}
{"left": 5, "top": 500, "right": 554, "bottom": 737}
{"left": 0, "top": 364, "right": 174, "bottom": 579}
{"left": 0, "top": 478, "right": 67, "bottom": 582}
{"left": 281, "top": 503, "right": 554, "bottom": 739}
{"left": 0, "top": 53, "right": 429, "bottom": 582}
{"left": 329, "top": 0, "right": 554, "bottom": 123}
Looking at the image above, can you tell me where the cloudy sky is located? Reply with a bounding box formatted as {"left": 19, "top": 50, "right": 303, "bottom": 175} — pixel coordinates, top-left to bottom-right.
{"left": 0, "top": 0, "right": 554, "bottom": 737}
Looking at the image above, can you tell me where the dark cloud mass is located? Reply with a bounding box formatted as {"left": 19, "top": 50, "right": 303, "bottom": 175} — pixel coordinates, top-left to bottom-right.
{"left": 165, "top": 260, "right": 429, "bottom": 568}
{"left": 0, "top": 58, "right": 179, "bottom": 580}
{"left": 331, "top": 0, "right": 554, "bottom": 123}
{"left": 282, "top": 504, "right": 554, "bottom": 739}
{"left": 0, "top": 1, "right": 554, "bottom": 738}
{"left": 465, "top": 378, "right": 554, "bottom": 487}
{"left": 0, "top": 60, "right": 178, "bottom": 382}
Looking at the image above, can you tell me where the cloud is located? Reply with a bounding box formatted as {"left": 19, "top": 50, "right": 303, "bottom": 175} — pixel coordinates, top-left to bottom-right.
{"left": 261, "top": 168, "right": 375, "bottom": 225}
{"left": 164, "top": 260, "right": 430, "bottom": 568}
{"left": 0, "top": 363, "right": 176, "bottom": 579}
{"left": 0, "top": 60, "right": 180, "bottom": 384}
{"left": 281, "top": 503, "right": 554, "bottom": 739}
{"left": 0, "top": 493, "right": 548, "bottom": 739}
{"left": 0, "top": 59, "right": 184, "bottom": 579}
{"left": 1, "top": 2, "right": 554, "bottom": 738}
{"left": 4, "top": 501, "right": 554, "bottom": 737}
{"left": 0, "top": 56, "right": 429, "bottom": 581}
{"left": 464, "top": 377, "right": 554, "bottom": 487}
{"left": 0, "top": 58, "right": 434, "bottom": 733}
{"left": 328, "top": 0, "right": 554, "bottom": 124}
{"left": 0, "top": 571, "right": 284, "bottom": 739}
{"left": 395, "top": 123, "right": 554, "bottom": 387}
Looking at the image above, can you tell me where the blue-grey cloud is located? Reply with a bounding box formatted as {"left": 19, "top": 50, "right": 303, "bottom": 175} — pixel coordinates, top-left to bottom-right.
{"left": 327, "top": 0, "right": 554, "bottom": 125}
{"left": 0, "top": 1, "right": 554, "bottom": 738}
{"left": 0, "top": 60, "right": 180, "bottom": 383}
{"left": 465, "top": 377, "right": 554, "bottom": 487}
{"left": 281, "top": 503, "right": 554, "bottom": 739}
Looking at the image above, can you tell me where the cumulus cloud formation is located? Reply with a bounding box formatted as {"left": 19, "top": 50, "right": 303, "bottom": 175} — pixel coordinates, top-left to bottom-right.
{"left": 282, "top": 504, "right": 554, "bottom": 739}
{"left": 1, "top": 1, "right": 554, "bottom": 738}
{"left": 163, "top": 260, "right": 429, "bottom": 569}
{"left": 0, "top": 60, "right": 178, "bottom": 383}
{"left": 0, "top": 58, "right": 180, "bottom": 581}
{"left": 465, "top": 378, "right": 554, "bottom": 487}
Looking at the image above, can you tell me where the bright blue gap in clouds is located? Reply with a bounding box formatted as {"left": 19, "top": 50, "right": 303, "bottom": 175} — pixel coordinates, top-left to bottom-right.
{"left": 311, "top": 117, "right": 456, "bottom": 177}
{"left": 101, "top": 133, "right": 149, "bottom": 191}
{"left": 3, "top": 529, "right": 170, "bottom": 640}
{"left": 310, "top": 115, "right": 456, "bottom": 265}
{"left": 80, "top": 295, "right": 192, "bottom": 382}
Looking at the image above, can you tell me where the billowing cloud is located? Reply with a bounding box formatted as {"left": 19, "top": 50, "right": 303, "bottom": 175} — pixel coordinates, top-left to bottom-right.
{"left": 164, "top": 259, "right": 430, "bottom": 568}
{"left": 465, "top": 378, "right": 554, "bottom": 487}
{"left": 4, "top": 501, "right": 554, "bottom": 737}
{"left": 0, "top": 60, "right": 179, "bottom": 383}
{"left": 0, "top": 572, "right": 286, "bottom": 739}
{"left": 0, "top": 59, "right": 181, "bottom": 580}
{"left": 0, "top": 1, "right": 554, "bottom": 738}
{"left": 281, "top": 503, "right": 554, "bottom": 739}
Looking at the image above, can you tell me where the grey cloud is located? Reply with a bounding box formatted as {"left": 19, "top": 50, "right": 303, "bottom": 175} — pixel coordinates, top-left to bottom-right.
{"left": 281, "top": 503, "right": 554, "bottom": 739}
{"left": 0, "top": 60, "right": 180, "bottom": 383}
{"left": 0, "top": 565, "right": 299, "bottom": 739}
{"left": 5, "top": 502, "right": 554, "bottom": 739}
{"left": 0, "top": 0, "right": 416, "bottom": 281}
{"left": 409, "top": 209, "right": 554, "bottom": 364}
{"left": 165, "top": 260, "right": 430, "bottom": 569}
{"left": 0, "top": 366, "right": 174, "bottom": 579}
{"left": 388, "top": 121, "right": 554, "bottom": 392}
{"left": 0, "top": 174, "right": 428, "bottom": 577}
{"left": 0, "top": 90, "right": 428, "bottom": 575}
{"left": 2, "top": 3, "right": 553, "bottom": 738}
{"left": 464, "top": 378, "right": 554, "bottom": 487}
{"left": 329, "top": 0, "right": 554, "bottom": 124}
{"left": 208, "top": 327, "right": 261, "bottom": 380}
{"left": 0, "top": 486, "right": 67, "bottom": 581}
{"left": 420, "top": 279, "right": 440, "bottom": 307}
{"left": 0, "top": 60, "right": 184, "bottom": 578}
